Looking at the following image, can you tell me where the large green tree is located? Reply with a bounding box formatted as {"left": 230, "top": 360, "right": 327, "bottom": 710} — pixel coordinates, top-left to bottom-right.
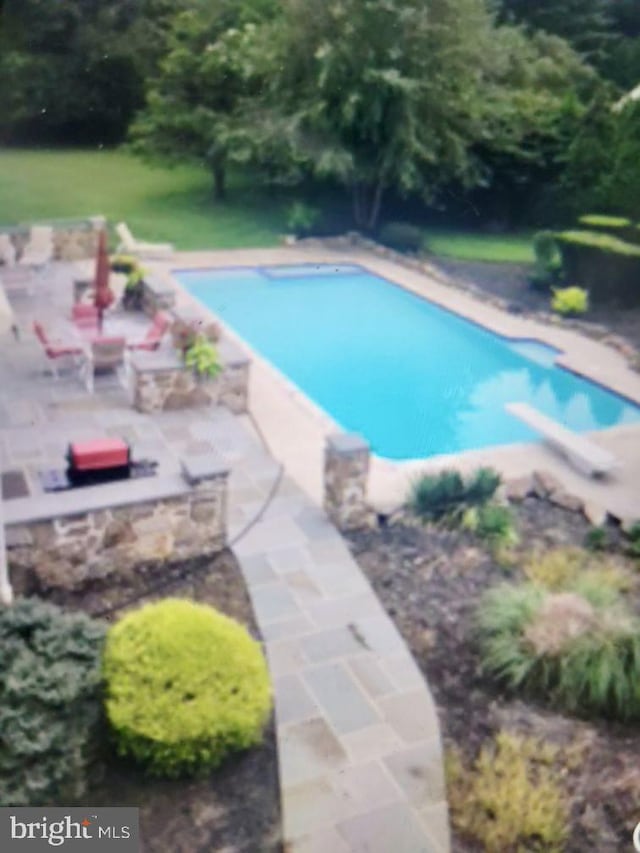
{"left": 131, "top": 0, "right": 279, "bottom": 198}
{"left": 132, "top": 0, "right": 599, "bottom": 229}
{"left": 560, "top": 95, "right": 640, "bottom": 219}
{"left": 254, "top": 0, "right": 594, "bottom": 228}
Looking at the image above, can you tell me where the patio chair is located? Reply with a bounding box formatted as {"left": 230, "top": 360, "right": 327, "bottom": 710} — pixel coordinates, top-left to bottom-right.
{"left": 0, "top": 234, "right": 16, "bottom": 266}
{"left": 33, "top": 320, "right": 91, "bottom": 388}
{"left": 71, "top": 303, "right": 100, "bottom": 331}
{"left": 88, "top": 335, "right": 127, "bottom": 394}
{"left": 115, "top": 222, "right": 174, "bottom": 259}
{"left": 20, "top": 225, "right": 54, "bottom": 268}
{"left": 127, "top": 311, "right": 171, "bottom": 352}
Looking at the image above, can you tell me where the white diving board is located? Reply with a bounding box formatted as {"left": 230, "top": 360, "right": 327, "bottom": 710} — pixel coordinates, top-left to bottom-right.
{"left": 505, "top": 402, "right": 617, "bottom": 478}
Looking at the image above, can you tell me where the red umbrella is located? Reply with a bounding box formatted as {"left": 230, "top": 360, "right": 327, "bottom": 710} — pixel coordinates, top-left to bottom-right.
{"left": 94, "top": 228, "right": 114, "bottom": 332}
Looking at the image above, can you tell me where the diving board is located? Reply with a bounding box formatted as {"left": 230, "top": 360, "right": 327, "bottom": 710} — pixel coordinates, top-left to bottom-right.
{"left": 505, "top": 402, "right": 617, "bottom": 477}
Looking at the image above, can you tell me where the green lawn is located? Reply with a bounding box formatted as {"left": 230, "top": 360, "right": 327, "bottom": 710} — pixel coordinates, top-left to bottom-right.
{"left": 0, "top": 148, "right": 287, "bottom": 250}
{"left": 422, "top": 228, "right": 534, "bottom": 264}
{"left": 0, "top": 149, "right": 537, "bottom": 261}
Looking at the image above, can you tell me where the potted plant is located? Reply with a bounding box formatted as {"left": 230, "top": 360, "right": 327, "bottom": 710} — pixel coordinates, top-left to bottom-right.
{"left": 172, "top": 316, "right": 220, "bottom": 355}
{"left": 110, "top": 254, "right": 138, "bottom": 274}
{"left": 184, "top": 335, "right": 222, "bottom": 401}
{"left": 121, "top": 265, "right": 145, "bottom": 311}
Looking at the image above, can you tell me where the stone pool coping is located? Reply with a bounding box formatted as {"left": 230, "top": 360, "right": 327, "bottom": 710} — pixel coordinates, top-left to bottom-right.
{"left": 149, "top": 247, "right": 640, "bottom": 519}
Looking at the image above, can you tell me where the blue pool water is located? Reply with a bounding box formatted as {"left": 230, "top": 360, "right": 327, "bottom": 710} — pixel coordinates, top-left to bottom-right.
{"left": 177, "top": 265, "right": 640, "bottom": 459}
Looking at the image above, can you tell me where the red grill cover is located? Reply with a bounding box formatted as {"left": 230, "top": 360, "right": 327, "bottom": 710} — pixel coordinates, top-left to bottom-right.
{"left": 69, "top": 438, "right": 129, "bottom": 471}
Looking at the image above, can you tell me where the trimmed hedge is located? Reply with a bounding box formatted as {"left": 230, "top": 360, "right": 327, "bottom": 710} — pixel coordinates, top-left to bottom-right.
{"left": 555, "top": 230, "right": 640, "bottom": 306}
{"left": 0, "top": 599, "right": 105, "bottom": 806}
{"left": 103, "top": 599, "right": 272, "bottom": 778}
{"left": 577, "top": 215, "right": 640, "bottom": 246}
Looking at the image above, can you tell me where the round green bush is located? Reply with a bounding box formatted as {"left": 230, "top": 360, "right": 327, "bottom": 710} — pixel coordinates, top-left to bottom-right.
{"left": 0, "top": 598, "right": 105, "bottom": 806}
{"left": 103, "top": 599, "right": 272, "bottom": 777}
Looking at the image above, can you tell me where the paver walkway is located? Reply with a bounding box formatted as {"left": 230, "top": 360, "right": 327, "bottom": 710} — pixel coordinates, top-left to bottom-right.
{"left": 229, "top": 418, "right": 449, "bottom": 853}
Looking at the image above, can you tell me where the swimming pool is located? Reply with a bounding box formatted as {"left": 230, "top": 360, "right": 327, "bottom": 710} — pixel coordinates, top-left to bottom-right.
{"left": 177, "top": 264, "right": 640, "bottom": 460}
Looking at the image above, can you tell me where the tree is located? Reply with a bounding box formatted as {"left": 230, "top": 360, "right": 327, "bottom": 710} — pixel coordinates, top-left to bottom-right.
{"left": 130, "top": 0, "right": 279, "bottom": 199}
{"left": 0, "top": 0, "right": 190, "bottom": 144}
{"left": 263, "top": 0, "right": 505, "bottom": 229}
{"left": 560, "top": 95, "right": 640, "bottom": 219}
{"left": 497, "top": 0, "right": 614, "bottom": 61}
{"left": 459, "top": 29, "right": 599, "bottom": 225}
{"left": 252, "top": 0, "right": 595, "bottom": 229}
{"left": 131, "top": 0, "right": 598, "bottom": 230}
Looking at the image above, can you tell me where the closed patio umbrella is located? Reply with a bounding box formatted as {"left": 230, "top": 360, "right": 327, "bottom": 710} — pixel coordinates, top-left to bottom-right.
{"left": 94, "top": 228, "right": 114, "bottom": 332}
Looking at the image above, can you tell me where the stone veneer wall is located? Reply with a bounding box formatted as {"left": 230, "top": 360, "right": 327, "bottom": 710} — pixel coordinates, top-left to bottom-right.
{"left": 6, "top": 460, "right": 228, "bottom": 595}
{"left": 0, "top": 217, "right": 104, "bottom": 262}
{"left": 324, "top": 433, "right": 372, "bottom": 530}
{"left": 132, "top": 347, "right": 249, "bottom": 415}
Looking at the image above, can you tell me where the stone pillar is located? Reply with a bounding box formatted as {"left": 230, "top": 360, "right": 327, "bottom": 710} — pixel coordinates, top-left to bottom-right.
{"left": 218, "top": 339, "right": 250, "bottom": 414}
{"left": 131, "top": 351, "right": 187, "bottom": 413}
{"left": 324, "top": 433, "right": 370, "bottom": 531}
{"left": 181, "top": 455, "right": 230, "bottom": 549}
{"left": 142, "top": 275, "right": 176, "bottom": 317}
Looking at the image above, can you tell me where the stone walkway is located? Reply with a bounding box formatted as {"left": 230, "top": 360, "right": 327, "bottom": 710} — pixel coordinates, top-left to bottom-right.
{"left": 229, "top": 419, "right": 449, "bottom": 853}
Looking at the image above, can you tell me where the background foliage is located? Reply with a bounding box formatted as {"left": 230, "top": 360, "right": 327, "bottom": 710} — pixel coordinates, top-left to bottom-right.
{"left": 1, "top": 0, "right": 639, "bottom": 227}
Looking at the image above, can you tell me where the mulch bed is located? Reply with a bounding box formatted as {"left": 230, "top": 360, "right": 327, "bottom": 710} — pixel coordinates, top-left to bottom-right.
{"left": 49, "top": 551, "right": 282, "bottom": 853}
{"left": 345, "top": 499, "right": 640, "bottom": 852}
{"left": 430, "top": 257, "right": 640, "bottom": 347}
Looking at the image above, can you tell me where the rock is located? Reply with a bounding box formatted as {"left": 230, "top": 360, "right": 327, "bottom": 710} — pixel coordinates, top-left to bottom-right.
{"left": 29, "top": 521, "right": 57, "bottom": 549}
{"left": 190, "top": 499, "right": 219, "bottom": 523}
{"left": 103, "top": 518, "right": 136, "bottom": 548}
{"left": 549, "top": 489, "right": 584, "bottom": 513}
{"left": 532, "top": 470, "right": 563, "bottom": 498}
{"left": 582, "top": 502, "right": 607, "bottom": 527}
{"left": 5, "top": 525, "right": 33, "bottom": 548}
{"left": 505, "top": 476, "right": 533, "bottom": 503}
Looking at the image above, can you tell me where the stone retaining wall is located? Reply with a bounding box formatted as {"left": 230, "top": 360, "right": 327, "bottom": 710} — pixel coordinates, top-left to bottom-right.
{"left": 6, "top": 457, "right": 228, "bottom": 595}
{"left": 131, "top": 344, "right": 249, "bottom": 415}
{"left": 0, "top": 217, "right": 104, "bottom": 262}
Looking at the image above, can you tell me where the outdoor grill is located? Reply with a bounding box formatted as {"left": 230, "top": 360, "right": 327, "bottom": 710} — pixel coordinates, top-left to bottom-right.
{"left": 66, "top": 438, "right": 131, "bottom": 486}
{"left": 37, "top": 437, "right": 158, "bottom": 493}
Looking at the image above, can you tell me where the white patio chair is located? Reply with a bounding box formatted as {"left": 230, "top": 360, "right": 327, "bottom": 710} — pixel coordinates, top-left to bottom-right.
{"left": 115, "top": 221, "right": 174, "bottom": 259}
{"left": 0, "top": 234, "right": 16, "bottom": 266}
{"left": 19, "top": 225, "right": 54, "bottom": 268}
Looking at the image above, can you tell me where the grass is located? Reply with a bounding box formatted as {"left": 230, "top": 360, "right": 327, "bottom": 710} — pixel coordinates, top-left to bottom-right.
{"left": 422, "top": 227, "right": 534, "bottom": 264}
{"left": 0, "top": 148, "right": 287, "bottom": 250}
{"left": 0, "top": 148, "right": 537, "bottom": 260}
